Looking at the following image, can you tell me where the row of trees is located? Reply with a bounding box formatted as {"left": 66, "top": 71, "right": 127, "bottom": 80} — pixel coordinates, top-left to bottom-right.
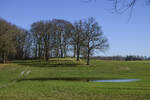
{"left": 125, "top": 55, "right": 150, "bottom": 61}
{"left": 30, "top": 17, "right": 109, "bottom": 65}
{"left": 31, "top": 19, "right": 73, "bottom": 60}
{"left": 93, "top": 55, "right": 150, "bottom": 61}
{"left": 0, "top": 17, "right": 109, "bottom": 65}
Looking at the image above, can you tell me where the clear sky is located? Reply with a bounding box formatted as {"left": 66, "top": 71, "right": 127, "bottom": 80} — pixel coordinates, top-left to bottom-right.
{"left": 0, "top": 0, "right": 150, "bottom": 56}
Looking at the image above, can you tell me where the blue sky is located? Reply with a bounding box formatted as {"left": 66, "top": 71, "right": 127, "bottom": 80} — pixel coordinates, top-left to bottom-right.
{"left": 0, "top": 0, "right": 150, "bottom": 56}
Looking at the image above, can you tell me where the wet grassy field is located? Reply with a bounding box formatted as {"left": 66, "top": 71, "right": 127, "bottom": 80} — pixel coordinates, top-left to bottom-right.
{"left": 0, "top": 58, "right": 150, "bottom": 100}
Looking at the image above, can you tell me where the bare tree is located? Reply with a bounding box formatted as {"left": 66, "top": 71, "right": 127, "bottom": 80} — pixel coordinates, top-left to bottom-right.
{"left": 15, "top": 28, "right": 31, "bottom": 59}
{"left": 43, "top": 21, "right": 53, "bottom": 61}
{"left": 111, "top": 0, "right": 150, "bottom": 13}
{"left": 111, "top": 0, "right": 137, "bottom": 13}
{"left": 83, "top": 17, "right": 109, "bottom": 65}
{"left": 51, "top": 19, "right": 73, "bottom": 58}
{"left": 71, "top": 20, "right": 85, "bottom": 61}
{"left": 86, "top": 0, "right": 150, "bottom": 14}
{"left": 31, "top": 21, "right": 45, "bottom": 58}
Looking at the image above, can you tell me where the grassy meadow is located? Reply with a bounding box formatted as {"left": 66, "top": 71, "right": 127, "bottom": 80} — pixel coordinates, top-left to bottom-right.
{"left": 0, "top": 58, "right": 150, "bottom": 100}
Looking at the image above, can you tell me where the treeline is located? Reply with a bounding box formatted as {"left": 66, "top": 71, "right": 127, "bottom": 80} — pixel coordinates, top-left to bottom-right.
{"left": 0, "top": 17, "right": 109, "bottom": 65}
{"left": 93, "top": 55, "right": 150, "bottom": 61}
{"left": 0, "top": 18, "right": 31, "bottom": 63}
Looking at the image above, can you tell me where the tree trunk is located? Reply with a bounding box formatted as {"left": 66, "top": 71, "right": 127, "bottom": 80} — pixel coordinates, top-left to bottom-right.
{"left": 56, "top": 47, "right": 59, "bottom": 58}
{"left": 45, "top": 48, "right": 49, "bottom": 61}
{"left": 60, "top": 47, "right": 63, "bottom": 58}
{"left": 44, "top": 43, "right": 49, "bottom": 61}
{"left": 3, "top": 51, "right": 6, "bottom": 64}
{"left": 35, "top": 42, "right": 37, "bottom": 58}
{"left": 76, "top": 45, "right": 80, "bottom": 61}
{"left": 73, "top": 45, "right": 76, "bottom": 58}
{"left": 76, "top": 32, "right": 80, "bottom": 61}
{"left": 0, "top": 52, "right": 2, "bottom": 63}
{"left": 63, "top": 44, "right": 67, "bottom": 58}
{"left": 87, "top": 49, "right": 90, "bottom": 65}
{"left": 38, "top": 43, "right": 41, "bottom": 58}
{"left": 64, "top": 48, "right": 66, "bottom": 58}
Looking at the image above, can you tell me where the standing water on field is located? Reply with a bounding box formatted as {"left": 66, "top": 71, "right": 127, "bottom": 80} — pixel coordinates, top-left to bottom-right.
{"left": 90, "top": 79, "right": 140, "bottom": 82}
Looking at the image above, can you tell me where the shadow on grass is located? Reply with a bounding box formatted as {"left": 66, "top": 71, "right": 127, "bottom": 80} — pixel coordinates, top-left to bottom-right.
{"left": 19, "top": 63, "right": 80, "bottom": 67}
{"left": 19, "top": 77, "right": 89, "bottom": 82}
{"left": 18, "top": 77, "right": 119, "bottom": 82}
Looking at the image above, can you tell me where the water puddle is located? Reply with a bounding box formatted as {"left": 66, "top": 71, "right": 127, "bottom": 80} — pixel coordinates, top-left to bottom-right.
{"left": 90, "top": 79, "right": 140, "bottom": 82}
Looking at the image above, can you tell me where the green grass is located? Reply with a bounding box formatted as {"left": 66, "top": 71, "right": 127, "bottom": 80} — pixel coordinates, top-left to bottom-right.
{"left": 0, "top": 58, "right": 150, "bottom": 100}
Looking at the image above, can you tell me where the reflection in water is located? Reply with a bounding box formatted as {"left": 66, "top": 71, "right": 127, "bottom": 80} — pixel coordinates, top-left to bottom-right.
{"left": 90, "top": 79, "right": 140, "bottom": 82}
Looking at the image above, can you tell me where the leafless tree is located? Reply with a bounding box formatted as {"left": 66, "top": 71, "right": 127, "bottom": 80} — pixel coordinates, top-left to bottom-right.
{"left": 31, "top": 21, "right": 45, "bottom": 58}
{"left": 85, "top": 0, "right": 150, "bottom": 15}
{"left": 71, "top": 20, "right": 85, "bottom": 61}
{"left": 51, "top": 19, "right": 73, "bottom": 58}
{"left": 83, "top": 17, "right": 109, "bottom": 65}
